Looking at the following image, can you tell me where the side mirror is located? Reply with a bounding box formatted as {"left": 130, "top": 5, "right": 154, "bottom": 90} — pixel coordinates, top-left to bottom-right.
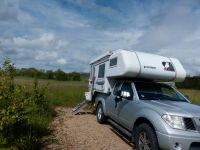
{"left": 121, "top": 91, "right": 131, "bottom": 99}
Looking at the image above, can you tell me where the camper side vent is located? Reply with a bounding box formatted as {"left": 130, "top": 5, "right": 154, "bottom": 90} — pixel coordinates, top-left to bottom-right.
{"left": 110, "top": 57, "right": 117, "bottom": 67}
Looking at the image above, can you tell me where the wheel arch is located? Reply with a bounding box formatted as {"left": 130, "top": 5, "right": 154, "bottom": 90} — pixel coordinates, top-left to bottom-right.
{"left": 94, "top": 92, "right": 108, "bottom": 116}
{"left": 133, "top": 117, "right": 159, "bottom": 150}
{"left": 132, "top": 117, "right": 157, "bottom": 142}
{"left": 133, "top": 117, "right": 156, "bottom": 132}
{"left": 92, "top": 91, "right": 98, "bottom": 103}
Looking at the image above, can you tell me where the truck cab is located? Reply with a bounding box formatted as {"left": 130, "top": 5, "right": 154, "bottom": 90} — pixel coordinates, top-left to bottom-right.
{"left": 95, "top": 80, "right": 200, "bottom": 150}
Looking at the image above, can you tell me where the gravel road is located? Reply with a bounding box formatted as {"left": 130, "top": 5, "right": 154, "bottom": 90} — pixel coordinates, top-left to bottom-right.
{"left": 43, "top": 107, "right": 133, "bottom": 150}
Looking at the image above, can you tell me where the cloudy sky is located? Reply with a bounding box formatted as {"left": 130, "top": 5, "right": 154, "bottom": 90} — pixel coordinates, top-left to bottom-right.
{"left": 0, "top": 0, "right": 200, "bottom": 75}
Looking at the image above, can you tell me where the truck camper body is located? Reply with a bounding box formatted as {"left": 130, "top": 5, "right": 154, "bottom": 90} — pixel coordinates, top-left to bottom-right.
{"left": 86, "top": 49, "right": 186, "bottom": 101}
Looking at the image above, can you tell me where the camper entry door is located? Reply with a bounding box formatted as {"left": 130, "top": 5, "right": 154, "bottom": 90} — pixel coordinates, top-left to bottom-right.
{"left": 94, "top": 63, "right": 105, "bottom": 91}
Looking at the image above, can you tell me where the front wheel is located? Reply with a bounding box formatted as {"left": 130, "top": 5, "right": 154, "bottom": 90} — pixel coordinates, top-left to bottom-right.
{"left": 134, "top": 123, "right": 159, "bottom": 150}
{"left": 96, "top": 103, "right": 106, "bottom": 124}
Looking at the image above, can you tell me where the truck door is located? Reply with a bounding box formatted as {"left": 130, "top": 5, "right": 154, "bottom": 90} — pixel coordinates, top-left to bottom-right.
{"left": 107, "top": 81, "right": 122, "bottom": 121}
{"left": 117, "top": 82, "right": 137, "bottom": 130}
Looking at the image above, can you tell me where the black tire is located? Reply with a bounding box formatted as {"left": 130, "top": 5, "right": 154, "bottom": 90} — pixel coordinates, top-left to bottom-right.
{"left": 134, "top": 123, "right": 159, "bottom": 150}
{"left": 96, "top": 103, "right": 106, "bottom": 124}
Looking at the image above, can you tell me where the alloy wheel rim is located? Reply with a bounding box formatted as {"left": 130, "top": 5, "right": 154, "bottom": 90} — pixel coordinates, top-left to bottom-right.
{"left": 138, "top": 131, "right": 150, "bottom": 150}
{"left": 97, "top": 107, "right": 102, "bottom": 120}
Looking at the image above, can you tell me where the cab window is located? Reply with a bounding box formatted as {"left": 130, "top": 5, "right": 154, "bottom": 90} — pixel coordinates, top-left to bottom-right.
{"left": 113, "top": 82, "right": 121, "bottom": 95}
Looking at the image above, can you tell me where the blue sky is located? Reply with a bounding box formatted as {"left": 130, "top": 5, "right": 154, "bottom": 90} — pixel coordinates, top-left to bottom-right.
{"left": 0, "top": 0, "right": 200, "bottom": 75}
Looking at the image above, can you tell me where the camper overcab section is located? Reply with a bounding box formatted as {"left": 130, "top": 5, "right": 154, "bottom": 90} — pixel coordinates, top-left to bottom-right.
{"left": 87, "top": 49, "right": 186, "bottom": 102}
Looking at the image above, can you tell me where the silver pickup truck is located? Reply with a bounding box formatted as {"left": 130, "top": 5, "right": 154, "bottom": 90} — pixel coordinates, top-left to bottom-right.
{"left": 95, "top": 80, "right": 200, "bottom": 150}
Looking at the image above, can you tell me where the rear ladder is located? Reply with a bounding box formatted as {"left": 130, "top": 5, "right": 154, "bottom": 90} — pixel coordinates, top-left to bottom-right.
{"left": 72, "top": 101, "right": 88, "bottom": 115}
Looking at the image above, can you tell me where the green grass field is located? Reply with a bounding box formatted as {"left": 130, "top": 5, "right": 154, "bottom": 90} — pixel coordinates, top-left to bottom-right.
{"left": 15, "top": 76, "right": 88, "bottom": 107}
{"left": 179, "top": 89, "right": 200, "bottom": 105}
{"left": 14, "top": 77, "right": 200, "bottom": 106}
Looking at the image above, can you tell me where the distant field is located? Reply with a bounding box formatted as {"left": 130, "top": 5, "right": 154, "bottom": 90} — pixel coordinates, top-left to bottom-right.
{"left": 15, "top": 76, "right": 88, "bottom": 107}
{"left": 15, "top": 77, "right": 200, "bottom": 106}
{"left": 179, "top": 89, "right": 200, "bottom": 105}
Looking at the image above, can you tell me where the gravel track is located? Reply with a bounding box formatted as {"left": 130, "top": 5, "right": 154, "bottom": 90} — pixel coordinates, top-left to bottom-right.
{"left": 43, "top": 107, "right": 133, "bottom": 150}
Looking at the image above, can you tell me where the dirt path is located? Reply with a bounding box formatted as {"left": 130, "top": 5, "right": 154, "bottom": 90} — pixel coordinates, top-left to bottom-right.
{"left": 43, "top": 107, "right": 133, "bottom": 150}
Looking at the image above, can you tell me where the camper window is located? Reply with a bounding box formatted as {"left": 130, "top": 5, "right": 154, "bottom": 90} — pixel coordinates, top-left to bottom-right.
{"left": 110, "top": 57, "right": 117, "bottom": 67}
{"left": 98, "top": 64, "right": 105, "bottom": 78}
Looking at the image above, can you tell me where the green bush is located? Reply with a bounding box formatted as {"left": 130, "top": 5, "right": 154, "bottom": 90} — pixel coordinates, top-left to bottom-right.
{"left": 0, "top": 59, "right": 52, "bottom": 150}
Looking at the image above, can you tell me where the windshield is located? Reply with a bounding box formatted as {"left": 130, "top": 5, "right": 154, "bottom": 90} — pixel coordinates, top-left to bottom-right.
{"left": 134, "top": 82, "right": 187, "bottom": 102}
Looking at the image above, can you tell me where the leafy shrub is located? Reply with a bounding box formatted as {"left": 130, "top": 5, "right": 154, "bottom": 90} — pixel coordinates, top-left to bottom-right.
{"left": 0, "top": 59, "right": 52, "bottom": 150}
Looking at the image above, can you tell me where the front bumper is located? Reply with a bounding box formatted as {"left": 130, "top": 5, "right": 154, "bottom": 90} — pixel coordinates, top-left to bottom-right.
{"left": 156, "top": 131, "right": 200, "bottom": 150}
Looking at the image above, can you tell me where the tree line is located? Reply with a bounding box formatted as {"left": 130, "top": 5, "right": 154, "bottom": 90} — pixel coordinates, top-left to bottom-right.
{"left": 15, "top": 67, "right": 87, "bottom": 81}
{"left": 14, "top": 68, "right": 200, "bottom": 87}
{"left": 176, "top": 76, "right": 200, "bottom": 89}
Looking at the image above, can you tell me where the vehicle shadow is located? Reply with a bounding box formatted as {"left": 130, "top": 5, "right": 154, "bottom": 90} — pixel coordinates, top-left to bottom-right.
{"left": 108, "top": 122, "right": 135, "bottom": 149}
{"left": 75, "top": 110, "right": 95, "bottom": 115}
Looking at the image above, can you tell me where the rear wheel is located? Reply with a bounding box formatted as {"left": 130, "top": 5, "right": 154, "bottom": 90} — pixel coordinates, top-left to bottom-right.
{"left": 134, "top": 123, "right": 159, "bottom": 150}
{"left": 96, "top": 103, "right": 106, "bottom": 124}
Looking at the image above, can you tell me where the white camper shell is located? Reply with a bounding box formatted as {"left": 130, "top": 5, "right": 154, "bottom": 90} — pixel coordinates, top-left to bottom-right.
{"left": 86, "top": 49, "right": 186, "bottom": 101}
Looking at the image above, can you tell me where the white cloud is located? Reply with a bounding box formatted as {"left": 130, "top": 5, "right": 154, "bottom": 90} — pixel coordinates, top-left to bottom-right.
{"left": 29, "top": 0, "right": 90, "bottom": 29}
{"left": 59, "top": 12, "right": 90, "bottom": 28}
{"left": 102, "top": 29, "right": 144, "bottom": 49}
{"left": 0, "top": 0, "right": 35, "bottom": 24}
{"left": 0, "top": 33, "right": 69, "bottom": 50}
{"left": 0, "top": 0, "right": 19, "bottom": 22}
{"left": 57, "top": 58, "right": 67, "bottom": 65}
{"left": 17, "top": 9, "right": 35, "bottom": 24}
{"left": 0, "top": 0, "right": 200, "bottom": 74}
{"left": 0, "top": 33, "right": 70, "bottom": 67}
{"left": 185, "top": 28, "right": 200, "bottom": 42}
{"left": 35, "top": 51, "right": 58, "bottom": 61}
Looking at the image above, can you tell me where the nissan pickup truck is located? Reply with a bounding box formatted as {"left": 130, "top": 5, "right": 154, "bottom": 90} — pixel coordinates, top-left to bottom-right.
{"left": 95, "top": 80, "right": 200, "bottom": 150}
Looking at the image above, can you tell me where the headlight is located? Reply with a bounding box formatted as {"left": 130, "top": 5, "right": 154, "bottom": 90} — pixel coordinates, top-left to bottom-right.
{"left": 162, "top": 115, "right": 185, "bottom": 130}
